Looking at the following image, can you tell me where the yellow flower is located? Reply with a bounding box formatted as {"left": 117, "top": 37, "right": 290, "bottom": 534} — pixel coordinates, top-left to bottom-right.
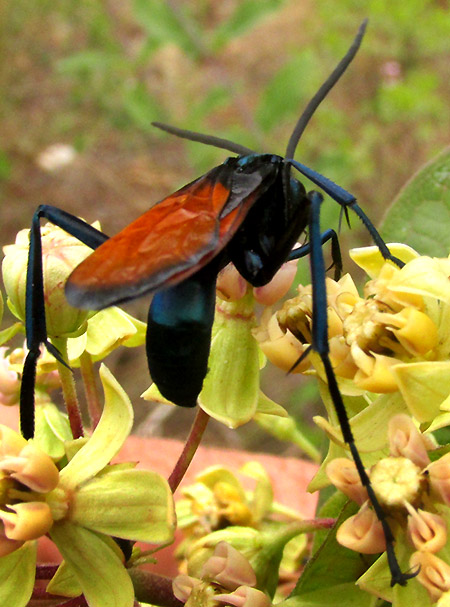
{"left": 255, "top": 245, "right": 450, "bottom": 425}
{"left": 0, "top": 425, "right": 59, "bottom": 554}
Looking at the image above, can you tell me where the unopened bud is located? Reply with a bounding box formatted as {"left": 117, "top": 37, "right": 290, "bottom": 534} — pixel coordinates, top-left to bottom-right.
{"left": 2, "top": 224, "right": 94, "bottom": 337}
{"left": 326, "top": 458, "right": 368, "bottom": 505}
{"left": 405, "top": 503, "right": 447, "bottom": 553}
{"left": 172, "top": 574, "right": 201, "bottom": 603}
{"left": 215, "top": 586, "right": 271, "bottom": 607}
{"left": 253, "top": 260, "right": 297, "bottom": 305}
{"left": 388, "top": 414, "right": 430, "bottom": 468}
{"left": 336, "top": 502, "right": 386, "bottom": 554}
{"left": 217, "top": 264, "right": 248, "bottom": 302}
{"left": 428, "top": 453, "right": 450, "bottom": 505}
{"left": 410, "top": 551, "right": 450, "bottom": 602}
{"left": 201, "top": 542, "right": 256, "bottom": 591}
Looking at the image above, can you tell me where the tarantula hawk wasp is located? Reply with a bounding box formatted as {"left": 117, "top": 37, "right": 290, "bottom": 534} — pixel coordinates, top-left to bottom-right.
{"left": 21, "top": 20, "right": 413, "bottom": 586}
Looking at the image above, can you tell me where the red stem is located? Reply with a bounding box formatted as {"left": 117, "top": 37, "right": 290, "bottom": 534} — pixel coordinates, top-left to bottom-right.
{"left": 168, "top": 407, "right": 210, "bottom": 493}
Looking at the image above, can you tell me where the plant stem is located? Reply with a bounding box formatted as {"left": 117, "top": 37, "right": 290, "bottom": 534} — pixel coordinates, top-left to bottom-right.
{"left": 52, "top": 337, "right": 84, "bottom": 439}
{"left": 35, "top": 563, "right": 59, "bottom": 579}
{"left": 79, "top": 351, "right": 102, "bottom": 428}
{"left": 129, "top": 569, "right": 183, "bottom": 607}
{"left": 168, "top": 407, "right": 210, "bottom": 493}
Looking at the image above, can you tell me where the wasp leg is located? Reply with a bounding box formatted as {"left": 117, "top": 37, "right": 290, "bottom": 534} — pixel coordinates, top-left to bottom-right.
{"left": 307, "top": 190, "right": 416, "bottom": 587}
{"left": 22, "top": 205, "right": 108, "bottom": 438}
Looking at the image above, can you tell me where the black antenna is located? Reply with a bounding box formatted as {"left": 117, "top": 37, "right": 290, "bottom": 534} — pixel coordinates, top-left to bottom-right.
{"left": 153, "top": 20, "right": 368, "bottom": 161}
{"left": 152, "top": 122, "right": 256, "bottom": 157}
{"left": 285, "top": 19, "right": 368, "bottom": 160}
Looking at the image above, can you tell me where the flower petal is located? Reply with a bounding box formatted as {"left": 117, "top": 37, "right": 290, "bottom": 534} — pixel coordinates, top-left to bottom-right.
{"left": 349, "top": 244, "right": 419, "bottom": 278}
{"left": 0, "top": 542, "right": 36, "bottom": 607}
{"left": 70, "top": 467, "right": 175, "bottom": 544}
{"left": 392, "top": 361, "right": 450, "bottom": 422}
{"left": 50, "top": 522, "right": 134, "bottom": 607}
{"left": 59, "top": 364, "right": 133, "bottom": 489}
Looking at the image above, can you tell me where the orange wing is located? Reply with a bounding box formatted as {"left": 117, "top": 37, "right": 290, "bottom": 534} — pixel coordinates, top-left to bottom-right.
{"left": 66, "top": 161, "right": 272, "bottom": 310}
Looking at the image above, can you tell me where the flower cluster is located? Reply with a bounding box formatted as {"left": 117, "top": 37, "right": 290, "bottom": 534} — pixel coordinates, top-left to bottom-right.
{"left": 0, "top": 365, "right": 175, "bottom": 607}
{"left": 256, "top": 245, "right": 450, "bottom": 423}
{"left": 173, "top": 542, "right": 271, "bottom": 607}
{"left": 327, "top": 414, "right": 450, "bottom": 604}
{"left": 0, "top": 425, "right": 60, "bottom": 555}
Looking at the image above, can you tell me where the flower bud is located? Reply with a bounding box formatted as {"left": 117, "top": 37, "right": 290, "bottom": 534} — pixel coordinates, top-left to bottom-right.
{"left": 388, "top": 414, "right": 430, "bottom": 468}
{"left": 217, "top": 264, "right": 248, "bottom": 302}
{"left": 410, "top": 551, "right": 450, "bottom": 602}
{"left": 201, "top": 542, "right": 256, "bottom": 591}
{"left": 253, "top": 260, "right": 298, "bottom": 305}
{"left": 2, "top": 224, "right": 94, "bottom": 337}
{"left": 215, "top": 586, "right": 271, "bottom": 607}
{"left": 326, "top": 458, "right": 368, "bottom": 505}
{"left": 370, "top": 456, "right": 422, "bottom": 507}
{"left": 405, "top": 503, "right": 447, "bottom": 553}
{"left": 0, "top": 501, "right": 53, "bottom": 540}
{"left": 428, "top": 453, "right": 450, "bottom": 505}
{"left": 172, "top": 574, "right": 201, "bottom": 603}
{"left": 336, "top": 502, "right": 386, "bottom": 554}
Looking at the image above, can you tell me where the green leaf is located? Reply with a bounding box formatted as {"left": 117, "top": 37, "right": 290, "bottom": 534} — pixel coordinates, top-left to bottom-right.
{"left": 50, "top": 522, "right": 134, "bottom": 607}
{"left": 380, "top": 147, "right": 450, "bottom": 256}
{"left": 0, "top": 542, "right": 36, "bottom": 607}
{"left": 46, "top": 559, "right": 82, "bottom": 598}
{"left": 59, "top": 364, "right": 133, "bottom": 489}
{"left": 279, "top": 582, "right": 375, "bottom": 607}
{"left": 71, "top": 467, "right": 175, "bottom": 544}
{"left": 358, "top": 530, "right": 430, "bottom": 607}
{"left": 292, "top": 494, "right": 374, "bottom": 595}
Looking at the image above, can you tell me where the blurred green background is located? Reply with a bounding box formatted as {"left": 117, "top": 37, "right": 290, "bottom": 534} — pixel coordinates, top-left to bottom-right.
{"left": 1, "top": 0, "right": 449, "bottom": 455}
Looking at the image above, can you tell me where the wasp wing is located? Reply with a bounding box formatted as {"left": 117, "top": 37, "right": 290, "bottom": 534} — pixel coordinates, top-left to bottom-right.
{"left": 66, "top": 159, "right": 276, "bottom": 310}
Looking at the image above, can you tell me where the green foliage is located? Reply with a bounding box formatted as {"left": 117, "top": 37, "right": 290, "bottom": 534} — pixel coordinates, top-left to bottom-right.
{"left": 380, "top": 147, "right": 450, "bottom": 256}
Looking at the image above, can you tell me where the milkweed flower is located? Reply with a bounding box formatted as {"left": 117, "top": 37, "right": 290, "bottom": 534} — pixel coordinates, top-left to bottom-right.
{"left": 2, "top": 224, "right": 95, "bottom": 338}
{"left": 254, "top": 244, "right": 450, "bottom": 422}
{"left": 327, "top": 414, "right": 450, "bottom": 604}
{"left": 173, "top": 542, "right": 271, "bottom": 607}
{"left": 0, "top": 425, "right": 59, "bottom": 556}
{"left": 0, "top": 365, "right": 175, "bottom": 607}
